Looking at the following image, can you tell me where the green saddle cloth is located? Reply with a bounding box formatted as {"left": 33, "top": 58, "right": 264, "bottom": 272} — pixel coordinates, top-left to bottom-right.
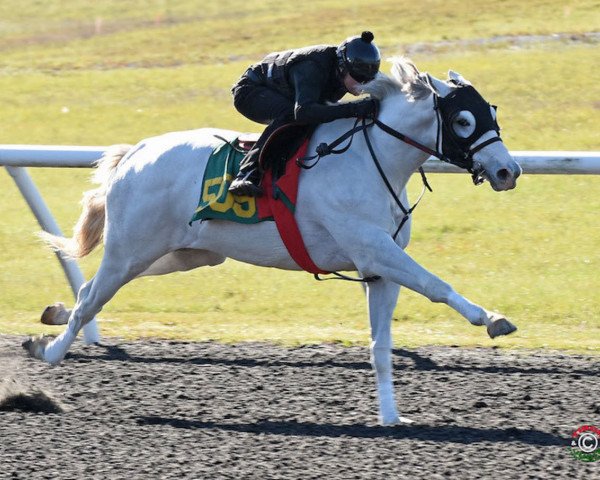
{"left": 190, "top": 139, "right": 263, "bottom": 224}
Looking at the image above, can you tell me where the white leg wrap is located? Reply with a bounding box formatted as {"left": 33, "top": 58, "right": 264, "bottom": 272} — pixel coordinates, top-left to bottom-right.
{"left": 371, "top": 346, "right": 400, "bottom": 424}
{"left": 43, "top": 327, "right": 77, "bottom": 365}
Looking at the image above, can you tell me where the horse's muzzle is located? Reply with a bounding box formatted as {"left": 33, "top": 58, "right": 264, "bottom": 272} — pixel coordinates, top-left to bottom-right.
{"left": 489, "top": 160, "right": 521, "bottom": 191}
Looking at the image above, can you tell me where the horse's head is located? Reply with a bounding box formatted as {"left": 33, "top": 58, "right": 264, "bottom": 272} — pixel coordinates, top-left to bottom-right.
{"left": 428, "top": 71, "right": 521, "bottom": 191}
{"left": 363, "top": 59, "right": 521, "bottom": 191}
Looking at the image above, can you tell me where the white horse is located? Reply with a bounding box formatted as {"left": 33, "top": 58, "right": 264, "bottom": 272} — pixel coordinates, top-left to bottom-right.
{"left": 25, "top": 58, "right": 521, "bottom": 425}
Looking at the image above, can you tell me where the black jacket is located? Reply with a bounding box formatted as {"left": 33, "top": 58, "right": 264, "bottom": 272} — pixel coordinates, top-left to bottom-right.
{"left": 246, "top": 44, "right": 375, "bottom": 123}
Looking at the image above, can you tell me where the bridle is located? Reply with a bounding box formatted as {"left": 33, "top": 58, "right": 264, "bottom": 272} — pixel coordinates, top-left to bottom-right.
{"left": 298, "top": 82, "right": 503, "bottom": 237}
{"left": 297, "top": 83, "right": 503, "bottom": 282}
{"left": 434, "top": 83, "right": 502, "bottom": 185}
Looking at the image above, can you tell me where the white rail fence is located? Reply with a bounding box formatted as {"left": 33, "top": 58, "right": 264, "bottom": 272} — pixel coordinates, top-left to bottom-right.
{"left": 3, "top": 145, "right": 600, "bottom": 345}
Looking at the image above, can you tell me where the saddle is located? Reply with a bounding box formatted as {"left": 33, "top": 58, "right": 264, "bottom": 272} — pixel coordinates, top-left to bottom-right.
{"left": 190, "top": 122, "right": 327, "bottom": 274}
{"left": 241, "top": 122, "right": 316, "bottom": 180}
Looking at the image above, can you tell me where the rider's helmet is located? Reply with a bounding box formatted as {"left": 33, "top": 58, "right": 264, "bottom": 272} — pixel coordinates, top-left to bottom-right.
{"left": 337, "top": 31, "right": 381, "bottom": 83}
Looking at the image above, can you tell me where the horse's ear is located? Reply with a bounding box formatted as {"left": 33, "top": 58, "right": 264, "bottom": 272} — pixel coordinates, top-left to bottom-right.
{"left": 427, "top": 74, "right": 452, "bottom": 97}
{"left": 448, "top": 70, "right": 471, "bottom": 86}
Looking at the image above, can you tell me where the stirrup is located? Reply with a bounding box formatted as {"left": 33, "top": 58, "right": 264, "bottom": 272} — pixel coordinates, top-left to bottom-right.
{"left": 228, "top": 180, "right": 263, "bottom": 197}
{"left": 229, "top": 168, "right": 263, "bottom": 197}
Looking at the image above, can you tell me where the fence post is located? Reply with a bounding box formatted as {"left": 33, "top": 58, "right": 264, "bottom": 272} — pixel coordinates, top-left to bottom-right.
{"left": 5, "top": 166, "right": 100, "bottom": 344}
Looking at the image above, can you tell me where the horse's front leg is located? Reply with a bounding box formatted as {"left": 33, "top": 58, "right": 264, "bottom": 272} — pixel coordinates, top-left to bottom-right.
{"left": 365, "top": 278, "right": 413, "bottom": 426}
{"left": 347, "top": 228, "right": 516, "bottom": 338}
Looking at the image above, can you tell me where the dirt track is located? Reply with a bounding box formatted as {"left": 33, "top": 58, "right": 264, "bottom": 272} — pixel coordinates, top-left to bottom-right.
{"left": 0, "top": 334, "right": 598, "bottom": 479}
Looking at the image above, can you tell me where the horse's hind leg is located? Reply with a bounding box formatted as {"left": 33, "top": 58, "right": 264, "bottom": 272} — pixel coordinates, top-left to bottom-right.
{"left": 38, "top": 249, "right": 225, "bottom": 327}
{"left": 27, "top": 245, "right": 159, "bottom": 365}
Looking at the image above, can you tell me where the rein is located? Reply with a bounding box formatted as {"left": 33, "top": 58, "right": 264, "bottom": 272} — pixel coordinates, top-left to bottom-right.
{"left": 364, "top": 118, "right": 433, "bottom": 239}
{"left": 296, "top": 91, "right": 501, "bottom": 283}
{"left": 297, "top": 115, "right": 439, "bottom": 241}
{"left": 298, "top": 115, "right": 437, "bottom": 284}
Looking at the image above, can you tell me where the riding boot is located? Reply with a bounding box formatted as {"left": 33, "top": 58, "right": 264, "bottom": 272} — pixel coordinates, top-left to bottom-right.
{"left": 228, "top": 147, "right": 263, "bottom": 197}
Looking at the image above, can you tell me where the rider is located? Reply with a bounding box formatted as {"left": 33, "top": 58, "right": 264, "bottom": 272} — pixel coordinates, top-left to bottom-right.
{"left": 228, "top": 31, "right": 381, "bottom": 197}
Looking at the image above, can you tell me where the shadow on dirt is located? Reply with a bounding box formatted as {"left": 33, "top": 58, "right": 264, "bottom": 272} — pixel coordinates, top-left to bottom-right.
{"left": 62, "top": 344, "right": 597, "bottom": 377}
{"left": 394, "top": 349, "right": 598, "bottom": 376}
{"left": 135, "top": 415, "right": 565, "bottom": 446}
{"left": 64, "top": 344, "right": 371, "bottom": 370}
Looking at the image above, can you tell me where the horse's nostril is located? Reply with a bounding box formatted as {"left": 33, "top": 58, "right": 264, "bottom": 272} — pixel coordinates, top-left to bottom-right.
{"left": 497, "top": 168, "right": 510, "bottom": 181}
{"left": 514, "top": 163, "right": 522, "bottom": 179}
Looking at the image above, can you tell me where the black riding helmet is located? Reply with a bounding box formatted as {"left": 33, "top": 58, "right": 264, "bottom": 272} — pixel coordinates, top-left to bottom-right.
{"left": 337, "top": 31, "right": 381, "bottom": 83}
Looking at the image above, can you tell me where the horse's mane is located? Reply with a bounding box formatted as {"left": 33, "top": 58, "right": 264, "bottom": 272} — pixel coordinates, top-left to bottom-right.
{"left": 361, "top": 57, "right": 433, "bottom": 101}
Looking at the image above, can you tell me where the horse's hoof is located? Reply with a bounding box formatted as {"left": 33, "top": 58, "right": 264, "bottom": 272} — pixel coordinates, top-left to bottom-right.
{"left": 380, "top": 415, "right": 414, "bottom": 426}
{"left": 21, "top": 337, "right": 33, "bottom": 351}
{"left": 487, "top": 318, "right": 517, "bottom": 338}
{"left": 22, "top": 335, "right": 55, "bottom": 361}
{"left": 41, "top": 302, "right": 70, "bottom": 325}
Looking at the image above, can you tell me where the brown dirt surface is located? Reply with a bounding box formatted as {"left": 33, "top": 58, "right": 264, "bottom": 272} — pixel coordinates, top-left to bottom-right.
{"left": 0, "top": 334, "right": 598, "bottom": 479}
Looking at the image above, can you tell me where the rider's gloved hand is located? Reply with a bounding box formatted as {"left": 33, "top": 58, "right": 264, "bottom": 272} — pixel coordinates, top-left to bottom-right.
{"left": 351, "top": 98, "right": 380, "bottom": 119}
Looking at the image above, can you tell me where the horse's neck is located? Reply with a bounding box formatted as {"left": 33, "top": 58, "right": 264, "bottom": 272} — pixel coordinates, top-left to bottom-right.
{"left": 374, "top": 94, "right": 437, "bottom": 184}
{"left": 306, "top": 95, "right": 437, "bottom": 196}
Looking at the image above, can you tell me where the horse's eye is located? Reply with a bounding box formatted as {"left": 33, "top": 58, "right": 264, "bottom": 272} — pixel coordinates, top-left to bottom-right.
{"left": 451, "top": 110, "right": 476, "bottom": 138}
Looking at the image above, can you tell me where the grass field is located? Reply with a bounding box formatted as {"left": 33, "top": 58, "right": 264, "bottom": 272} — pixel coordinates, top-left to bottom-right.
{"left": 0, "top": 0, "right": 599, "bottom": 352}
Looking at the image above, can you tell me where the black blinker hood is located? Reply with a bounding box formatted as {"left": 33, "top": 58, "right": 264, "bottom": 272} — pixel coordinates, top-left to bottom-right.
{"left": 437, "top": 85, "right": 500, "bottom": 171}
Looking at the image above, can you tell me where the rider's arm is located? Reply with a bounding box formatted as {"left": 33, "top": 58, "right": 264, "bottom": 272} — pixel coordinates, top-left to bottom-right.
{"left": 290, "top": 61, "right": 377, "bottom": 123}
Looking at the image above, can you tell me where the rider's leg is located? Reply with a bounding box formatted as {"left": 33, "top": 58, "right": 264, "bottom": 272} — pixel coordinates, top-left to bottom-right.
{"left": 230, "top": 116, "right": 293, "bottom": 196}
{"left": 229, "top": 83, "right": 294, "bottom": 196}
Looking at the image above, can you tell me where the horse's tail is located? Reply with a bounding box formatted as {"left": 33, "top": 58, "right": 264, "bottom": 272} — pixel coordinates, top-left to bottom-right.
{"left": 38, "top": 144, "right": 132, "bottom": 258}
